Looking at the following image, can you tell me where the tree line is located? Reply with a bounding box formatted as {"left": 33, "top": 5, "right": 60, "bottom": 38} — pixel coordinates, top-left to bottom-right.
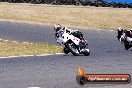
{"left": 0, "top": 0, "right": 132, "bottom": 8}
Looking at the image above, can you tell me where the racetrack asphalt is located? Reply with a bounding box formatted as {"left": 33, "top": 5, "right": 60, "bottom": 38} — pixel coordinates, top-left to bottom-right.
{"left": 0, "top": 21, "right": 132, "bottom": 88}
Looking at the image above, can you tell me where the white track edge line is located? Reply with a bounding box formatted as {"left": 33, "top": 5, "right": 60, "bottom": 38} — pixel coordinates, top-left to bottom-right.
{"left": 0, "top": 53, "right": 64, "bottom": 59}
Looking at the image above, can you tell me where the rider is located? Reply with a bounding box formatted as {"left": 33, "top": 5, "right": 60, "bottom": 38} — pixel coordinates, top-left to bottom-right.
{"left": 117, "top": 27, "right": 132, "bottom": 42}
{"left": 54, "top": 24, "right": 84, "bottom": 41}
{"left": 117, "top": 27, "right": 124, "bottom": 40}
{"left": 54, "top": 24, "right": 87, "bottom": 53}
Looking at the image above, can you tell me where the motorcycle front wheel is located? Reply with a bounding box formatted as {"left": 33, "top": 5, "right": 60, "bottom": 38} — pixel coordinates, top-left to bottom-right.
{"left": 124, "top": 40, "right": 131, "bottom": 50}
{"left": 63, "top": 47, "right": 70, "bottom": 54}
{"left": 66, "top": 42, "right": 80, "bottom": 56}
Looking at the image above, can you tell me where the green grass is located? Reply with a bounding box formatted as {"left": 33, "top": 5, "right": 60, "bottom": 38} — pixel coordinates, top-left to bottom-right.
{"left": 0, "top": 40, "right": 63, "bottom": 57}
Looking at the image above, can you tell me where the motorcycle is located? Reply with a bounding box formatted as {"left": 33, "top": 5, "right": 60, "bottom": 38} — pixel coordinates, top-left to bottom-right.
{"left": 117, "top": 29, "right": 132, "bottom": 50}
{"left": 123, "top": 37, "right": 132, "bottom": 50}
{"left": 56, "top": 29, "right": 90, "bottom": 56}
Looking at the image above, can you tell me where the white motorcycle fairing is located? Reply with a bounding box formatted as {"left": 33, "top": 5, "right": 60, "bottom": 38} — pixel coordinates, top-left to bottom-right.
{"left": 55, "top": 29, "right": 90, "bottom": 56}
{"left": 126, "top": 37, "right": 132, "bottom": 43}
{"left": 57, "top": 30, "right": 80, "bottom": 46}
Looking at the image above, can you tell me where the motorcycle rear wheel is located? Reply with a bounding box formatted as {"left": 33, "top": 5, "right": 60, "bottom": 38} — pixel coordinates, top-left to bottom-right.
{"left": 83, "top": 49, "right": 90, "bottom": 56}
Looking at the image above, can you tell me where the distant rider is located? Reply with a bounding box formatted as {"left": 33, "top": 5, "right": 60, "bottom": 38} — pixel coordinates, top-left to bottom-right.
{"left": 117, "top": 27, "right": 132, "bottom": 42}
{"left": 117, "top": 27, "right": 124, "bottom": 40}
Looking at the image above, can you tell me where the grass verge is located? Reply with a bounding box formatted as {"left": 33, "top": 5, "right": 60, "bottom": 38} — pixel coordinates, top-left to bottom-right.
{"left": 0, "top": 40, "right": 63, "bottom": 57}
{"left": 0, "top": 3, "right": 132, "bottom": 29}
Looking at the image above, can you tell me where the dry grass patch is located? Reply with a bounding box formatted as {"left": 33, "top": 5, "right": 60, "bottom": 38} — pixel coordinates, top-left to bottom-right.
{"left": 0, "top": 40, "right": 63, "bottom": 57}
{"left": 0, "top": 3, "right": 132, "bottom": 29}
